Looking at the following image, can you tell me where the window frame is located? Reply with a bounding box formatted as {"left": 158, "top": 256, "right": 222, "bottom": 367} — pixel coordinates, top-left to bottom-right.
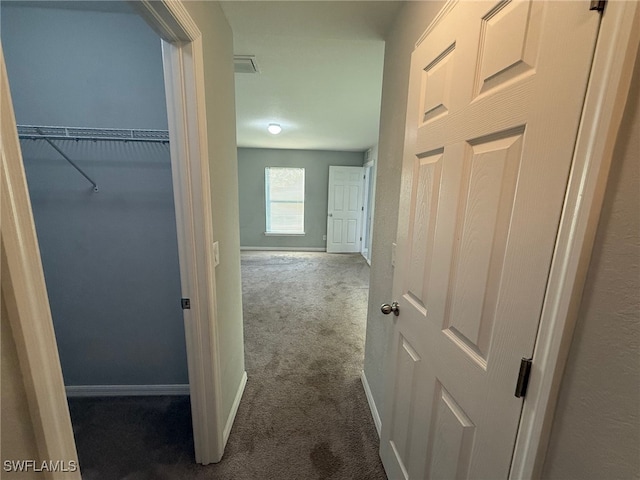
{"left": 264, "top": 166, "right": 306, "bottom": 235}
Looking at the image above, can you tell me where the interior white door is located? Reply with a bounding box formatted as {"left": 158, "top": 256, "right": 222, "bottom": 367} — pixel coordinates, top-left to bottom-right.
{"left": 326, "top": 166, "right": 364, "bottom": 253}
{"left": 380, "top": 1, "right": 600, "bottom": 478}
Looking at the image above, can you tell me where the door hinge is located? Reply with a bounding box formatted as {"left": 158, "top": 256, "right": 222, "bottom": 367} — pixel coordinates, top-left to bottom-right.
{"left": 514, "top": 357, "right": 532, "bottom": 398}
{"left": 589, "top": 0, "right": 606, "bottom": 12}
{"left": 360, "top": 237, "right": 362, "bottom": 241}
{"left": 181, "top": 298, "right": 191, "bottom": 310}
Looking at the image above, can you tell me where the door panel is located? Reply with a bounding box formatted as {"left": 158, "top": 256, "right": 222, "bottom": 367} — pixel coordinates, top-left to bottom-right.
{"left": 348, "top": 184, "right": 360, "bottom": 210}
{"left": 444, "top": 130, "right": 523, "bottom": 363}
{"left": 381, "top": 1, "right": 600, "bottom": 478}
{"left": 405, "top": 150, "right": 443, "bottom": 309}
{"left": 474, "top": 1, "right": 542, "bottom": 98}
{"left": 332, "top": 219, "right": 343, "bottom": 243}
{"left": 334, "top": 185, "right": 346, "bottom": 212}
{"left": 425, "top": 383, "right": 475, "bottom": 480}
{"left": 326, "top": 166, "right": 364, "bottom": 253}
{"left": 387, "top": 335, "right": 422, "bottom": 480}
{"left": 421, "top": 44, "right": 455, "bottom": 124}
{"left": 346, "top": 218, "right": 358, "bottom": 244}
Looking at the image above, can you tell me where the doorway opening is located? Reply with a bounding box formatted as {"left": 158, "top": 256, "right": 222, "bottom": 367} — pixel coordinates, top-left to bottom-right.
{"left": 1, "top": 0, "right": 194, "bottom": 470}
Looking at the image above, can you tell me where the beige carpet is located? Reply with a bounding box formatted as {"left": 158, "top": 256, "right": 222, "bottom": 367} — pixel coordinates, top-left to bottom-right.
{"left": 69, "top": 251, "right": 386, "bottom": 479}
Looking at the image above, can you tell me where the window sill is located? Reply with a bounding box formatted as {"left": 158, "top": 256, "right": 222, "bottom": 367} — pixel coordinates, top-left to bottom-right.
{"left": 264, "top": 232, "right": 306, "bottom": 236}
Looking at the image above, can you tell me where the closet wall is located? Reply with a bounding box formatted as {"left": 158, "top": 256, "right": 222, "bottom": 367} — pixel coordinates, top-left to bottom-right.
{"left": 1, "top": 4, "right": 188, "bottom": 387}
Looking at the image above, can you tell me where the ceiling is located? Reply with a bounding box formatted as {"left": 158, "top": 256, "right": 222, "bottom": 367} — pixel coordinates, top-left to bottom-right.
{"left": 220, "top": 1, "right": 403, "bottom": 152}
{"left": 8, "top": 0, "right": 403, "bottom": 153}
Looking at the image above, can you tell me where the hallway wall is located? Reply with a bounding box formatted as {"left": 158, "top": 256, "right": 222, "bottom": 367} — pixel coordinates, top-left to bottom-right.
{"left": 542, "top": 45, "right": 640, "bottom": 480}
{"left": 362, "top": 0, "right": 444, "bottom": 422}
{"left": 181, "top": 0, "right": 247, "bottom": 422}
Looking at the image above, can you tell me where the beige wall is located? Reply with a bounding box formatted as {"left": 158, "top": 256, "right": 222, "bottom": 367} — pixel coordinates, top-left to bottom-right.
{"left": 1, "top": 296, "right": 40, "bottom": 474}
{"left": 181, "top": 1, "right": 246, "bottom": 421}
{"left": 363, "top": 0, "right": 444, "bottom": 420}
{"left": 542, "top": 48, "right": 640, "bottom": 479}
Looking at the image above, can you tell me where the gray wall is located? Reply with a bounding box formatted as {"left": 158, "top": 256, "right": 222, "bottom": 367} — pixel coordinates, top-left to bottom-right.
{"left": 542, "top": 47, "right": 640, "bottom": 480}
{"left": 1, "top": 4, "right": 187, "bottom": 386}
{"left": 1, "top": 3, "right": 168, "bottom": 130}
{"left": 182, "top": 1, "right": 246, "bottom": 420}
{"left": 362, "top": 0, "right": 444, "bottom": 418}
{"left": 237, "top": 148, "right": 364, "bottom": 249}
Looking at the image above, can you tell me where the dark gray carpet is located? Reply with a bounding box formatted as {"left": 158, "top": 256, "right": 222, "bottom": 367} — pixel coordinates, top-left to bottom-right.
{"left": 69, "top": 252, "right": 386, "bottom": 479}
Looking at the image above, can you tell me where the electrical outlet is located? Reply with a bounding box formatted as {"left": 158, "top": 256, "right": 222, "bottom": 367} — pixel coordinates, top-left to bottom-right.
{"left": 213, "top": 241, "right": 220, "bottom": 267}
{"left": 323, "top": 234, "right": 327, "bottom": 241}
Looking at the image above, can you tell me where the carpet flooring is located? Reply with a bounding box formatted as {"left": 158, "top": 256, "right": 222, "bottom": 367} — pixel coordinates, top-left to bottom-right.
{"left": 68, "top": 252, "right": 386, "bottom": 479}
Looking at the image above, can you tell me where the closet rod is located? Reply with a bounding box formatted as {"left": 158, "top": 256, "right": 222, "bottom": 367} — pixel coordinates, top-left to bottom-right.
{"left": 35, "top": 128, "right": 99, "bottom": 192}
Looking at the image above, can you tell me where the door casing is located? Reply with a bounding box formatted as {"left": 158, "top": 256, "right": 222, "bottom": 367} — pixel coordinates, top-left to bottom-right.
{"left": 361, "top": 157, "right": 377, "bottom": 264}
{"left": 510, "top": 1, "right": 640, "bottom": 476}
{"left": 130, "top": 0, "right": 227, "bottom": 465}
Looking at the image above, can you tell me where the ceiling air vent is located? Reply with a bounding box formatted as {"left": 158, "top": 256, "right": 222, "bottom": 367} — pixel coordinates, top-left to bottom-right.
{"left": 234, "top": 55, "right": 259, "bottom": 74}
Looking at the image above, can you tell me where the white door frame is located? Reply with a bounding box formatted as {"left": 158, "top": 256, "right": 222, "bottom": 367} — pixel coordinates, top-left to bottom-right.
{"left": 1, "top": 0, "right": 227, "bottom": 468}
{"left": 1, "top": 44, "right": 81, "bottom": 479}
{"left": 126, "top": 0, "right": 225, "bottom": 465}
{"left": 361, "top": 164, "right": 372, "bottom": 260}
{"left": 361, "top": 151, "right": 377, "bottom": 265}
{"left": 504, "top": 1, "right": 638, "bottom": 477}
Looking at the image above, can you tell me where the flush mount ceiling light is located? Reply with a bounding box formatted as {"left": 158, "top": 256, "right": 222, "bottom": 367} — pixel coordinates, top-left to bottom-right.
{"left": 267, "top": 123, "right": 282, "bottom": 135}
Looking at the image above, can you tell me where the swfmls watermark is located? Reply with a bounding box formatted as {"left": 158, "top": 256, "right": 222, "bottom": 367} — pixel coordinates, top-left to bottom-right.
{"left": 3, "top": 460, "right": 78, "bottom": 473}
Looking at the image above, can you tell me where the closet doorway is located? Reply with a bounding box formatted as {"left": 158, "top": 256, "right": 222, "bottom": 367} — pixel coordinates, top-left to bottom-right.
{"left": 1, "top": 0, "right": 223, "bottom": 465}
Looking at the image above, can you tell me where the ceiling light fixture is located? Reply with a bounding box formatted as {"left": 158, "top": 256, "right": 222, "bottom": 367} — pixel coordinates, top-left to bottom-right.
{"left": 267, "top": 123, "right": 282, "bottom": 135}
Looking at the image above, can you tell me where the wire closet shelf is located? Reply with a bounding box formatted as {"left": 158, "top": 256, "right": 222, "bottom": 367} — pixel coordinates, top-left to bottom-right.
{"left": 17, "top": 125, "right": 171, "bottom": 143}
{"left": 17, "top": 125, "right": 171, "bottom": 193}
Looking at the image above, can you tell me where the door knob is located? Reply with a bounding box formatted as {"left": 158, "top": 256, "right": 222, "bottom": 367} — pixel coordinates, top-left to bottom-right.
{"left": 328, "top": 213, "right": 333, "bottom": 217}
{"left": 381, "top": 301, "right": 400, "bottom": 316}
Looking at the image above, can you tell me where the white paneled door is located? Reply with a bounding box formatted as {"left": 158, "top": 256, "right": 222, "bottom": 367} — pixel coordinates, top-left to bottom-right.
{"left": 380, "top": 1, "right": 600, "bottom": 478}
{"left": 327, "top": 166, "right": 364, "bottom": 253}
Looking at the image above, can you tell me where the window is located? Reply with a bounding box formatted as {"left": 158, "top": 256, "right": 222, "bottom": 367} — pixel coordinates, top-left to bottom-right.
{"left": 265, "top": 167, "right": 305, "bottom": 234}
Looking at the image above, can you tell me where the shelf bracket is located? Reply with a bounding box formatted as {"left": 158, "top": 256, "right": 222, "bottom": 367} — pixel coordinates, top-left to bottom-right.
{"left": 36, "top": 128, "right": 99, "bottom": 192}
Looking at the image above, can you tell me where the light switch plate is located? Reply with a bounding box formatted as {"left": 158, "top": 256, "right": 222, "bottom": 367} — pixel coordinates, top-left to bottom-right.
{"left": 391, "top": 242, "right": 397, "bottom": 268}
{"left": 213, "top": 241, "right": 220, "bottom": 267}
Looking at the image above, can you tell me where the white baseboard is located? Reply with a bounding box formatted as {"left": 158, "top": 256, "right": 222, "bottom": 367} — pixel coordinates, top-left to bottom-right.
{"left": 65, "top": 384, "right": 190, "bottom": 397}
{"left": 240, "top": 246, "right": 326, "bottom": 252}
{"left": 223, "top": 371, "right": 248, "bottom": 446}
{"left": 361, "top": 370, "right": 382, "bottom": 437}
